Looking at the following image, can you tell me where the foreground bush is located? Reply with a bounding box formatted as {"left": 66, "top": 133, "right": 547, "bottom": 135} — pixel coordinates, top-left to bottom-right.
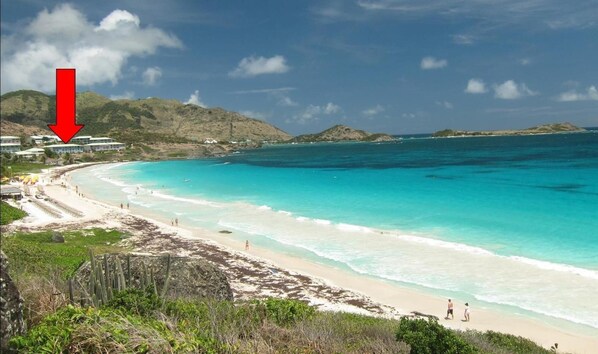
{"left": 0, "top": 201, "right": 27, "bottom": 225}
{"left": 396, "top": 317, "right": 475, "bottom": 354}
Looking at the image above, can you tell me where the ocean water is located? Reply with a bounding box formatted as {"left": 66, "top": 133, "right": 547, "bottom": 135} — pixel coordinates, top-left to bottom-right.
{"left": 71, "top": 132, "right": 598, "bottom": 331}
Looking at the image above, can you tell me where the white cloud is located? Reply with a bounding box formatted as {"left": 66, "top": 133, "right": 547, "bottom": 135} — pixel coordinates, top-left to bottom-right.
{"left": 452, "top": 34, "right": 475, "bottom": 45}
{"left": 493, "top": 80, "right": 537, "bottom": 99}
{"left": 277, "top": 95, "right": 298, "bottom": 107}
{"left": 520, "top": 58, "right": 532, "bottom": 66}
{"left": 465, "top": 78, "right": 488, "bottom": 94}
{"left": 1, "top": 4, "right": 182, "bottom": 93}
{"left": 240, "top": 110, "right": 267, "bottom": 120}
{"left": 354, "top": 0, "right": 598, "bottom": 30}
{"left": 436, "top": 101, "right": 453, "bottom": 109}
{"left": 228, "top": 55, "right": 290, "bottom": 78}
{"left": 362, "top": 104, "right": 385, "bottom": 116}
{"left": 110, "top": 91, "right": 135, "bottom": 100}
{"left": 295, "top": 102, "right": 341, "bottom": 124}
{"left": 557, "top": 85, "right": 598, "bottom": 102}
{"left": 185, "top": 90, "right": 206, "bottom": 107}
{"left": 142, "top": 66, "right": 162, "bottom": 86}
{"left": 420, "top": 56, "right": 447, "bottom": 70}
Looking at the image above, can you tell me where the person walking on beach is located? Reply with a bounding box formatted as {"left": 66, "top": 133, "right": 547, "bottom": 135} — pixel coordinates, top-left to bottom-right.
{"left": 175, "top": 218, "right": 178, "bottom": 226}
{"left": 464, "top": 303, "right": 470, "bottom": 322}
{"left": 446, "top": 299, "right": 454, "bottom": 319}
{"left": 127, "top": 203, "right": 129, "bottom": 209}
{"left": 120, "top": 203, "right": 123, "bottom": 209}
{"left": 245, "top": 240, "right": 250, "bottom": 251}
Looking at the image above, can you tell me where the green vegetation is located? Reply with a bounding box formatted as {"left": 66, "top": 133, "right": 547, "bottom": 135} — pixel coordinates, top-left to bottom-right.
{"left": 1, "top": 229, "right": 127, "bottom": 280}
{"left": 396, "top": 317, "right": 475, "bottom": 354}
{"left": 3, "top": 229, "right": 553, "bottom": 353}
{"left": 0, "top": 160, "right": 48, "bottom": 178}
{"left": 0, "top": 201, "right": 27, "bottom": 225}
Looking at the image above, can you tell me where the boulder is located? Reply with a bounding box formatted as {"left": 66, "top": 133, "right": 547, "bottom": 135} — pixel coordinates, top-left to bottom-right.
{"left": 74, "top": 254, "right": 233, "bottom": 301}
{"left": 0, "top": 251, "right": 26, "bottom": 352}
{"left": 51, "top": 231, "right": 65, "bottom": 243}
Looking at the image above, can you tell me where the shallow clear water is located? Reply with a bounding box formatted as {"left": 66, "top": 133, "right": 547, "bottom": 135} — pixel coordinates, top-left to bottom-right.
{"left": 72, "top": 132, "right": 598, "bottom": 330}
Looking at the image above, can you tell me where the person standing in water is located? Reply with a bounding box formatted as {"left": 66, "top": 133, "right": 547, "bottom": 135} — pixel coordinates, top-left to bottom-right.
{"left": 245, "top": 240, "right": 250, "bottom": 251}
{"left": 446, "top": 299, "right": 454, "bottom": 319}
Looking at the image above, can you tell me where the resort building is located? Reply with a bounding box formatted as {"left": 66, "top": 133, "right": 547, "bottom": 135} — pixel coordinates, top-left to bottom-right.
{"left": 0, "top": 186, "right": 22, "bottom": 200}
{"left": 27, "top": 135, "right": 59, "bottom": 145}
{"left": 84, "top": 142, "right": 126, "bottom": 152}
{"left": 70, "top": 135, "right": 92, "bottom": 145}
{"left": 15, "top": 148, "right": 45, "bottom": 159}
{"left": 204, "top": 138, "right": 218, "bottom": 144}
{"left": 0, "top": 143, "right": 21, "bottom": 154}
{"left": 45, "top": 144, "right": 84, "bottom": 154}
{"left": 0, "top": 136, "right": 21, "bottom": 145}
{"left": 89, "top": 137, "right": 114, "bottom": 144}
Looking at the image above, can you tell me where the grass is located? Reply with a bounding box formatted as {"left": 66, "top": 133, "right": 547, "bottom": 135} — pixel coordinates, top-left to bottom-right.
{"left": 0, "top": 200, "right": 27, "bottom": 225}
{"left": 3, "top": 230, "right": 554, "bottom": 353}
{"left": 1, "top": 228, "right": 128, "bottom": 280}
{"left": 1, "top": 161, "right": 48, "bottom": 177}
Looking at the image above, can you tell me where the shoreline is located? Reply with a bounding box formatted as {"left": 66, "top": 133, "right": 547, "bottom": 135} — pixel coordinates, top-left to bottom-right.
{"left": 7, "top": 163, "right": 598, "bottom": 353}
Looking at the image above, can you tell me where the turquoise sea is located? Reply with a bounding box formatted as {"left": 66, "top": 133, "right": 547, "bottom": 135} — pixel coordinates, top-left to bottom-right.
{"left": 72, "top": 131, "right": 598, "bottom": 331}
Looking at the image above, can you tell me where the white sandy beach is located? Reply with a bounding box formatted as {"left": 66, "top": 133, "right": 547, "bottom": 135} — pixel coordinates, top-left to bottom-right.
{"left": 5, "top": 163, "right": 598, "bottom": 353}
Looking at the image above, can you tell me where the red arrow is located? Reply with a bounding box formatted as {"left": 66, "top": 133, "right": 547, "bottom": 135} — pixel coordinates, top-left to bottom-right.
{"left": 48, "top": 68, "right": 84, "bottom": 143}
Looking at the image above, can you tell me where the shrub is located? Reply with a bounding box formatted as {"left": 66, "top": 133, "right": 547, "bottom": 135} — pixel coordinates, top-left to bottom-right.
{"left": 396, "top": 317, "right": 475, "bottom": 354}
{"left": 258, "top": 298, "right": 315, "bottom": 327}
{"left": 107, "top": 288, "right": 162, "bottom": 316}
{"left": 0, "top": 201, "right": 27, "bottom": 225}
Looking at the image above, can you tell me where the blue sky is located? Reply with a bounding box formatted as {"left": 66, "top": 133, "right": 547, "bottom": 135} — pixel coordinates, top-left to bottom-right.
{"left": 2, "top": 1, "right": 597, "bottom": 134}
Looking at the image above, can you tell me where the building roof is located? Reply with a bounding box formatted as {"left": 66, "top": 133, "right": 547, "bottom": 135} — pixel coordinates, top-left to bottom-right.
{"left": 86, "top": 142, "right": 124, "bottom": 146}
{"left": 46, "top": 144, "right": 82, "bottom": 148}
{"left": 90, "top": 137, "right": 112, "bottom": 140}
{"left": 0, "top": 186, "right": 22, "bottom": 195}
{"left": 72, "top": 135, "right": 92, "bottom": 139}
{"left": 0, "top": 136, "right": 20, "bottom": 139}
{"left": 0, "top": 143, "right": 21, "bottom": 146}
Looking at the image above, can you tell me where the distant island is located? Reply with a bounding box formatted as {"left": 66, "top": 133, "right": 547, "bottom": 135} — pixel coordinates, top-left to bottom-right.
{"left": 290, "top": 124, "right": 395, "bottom": 143}
{"left": 432, "top": 122, "right": 586, "bottom": 138}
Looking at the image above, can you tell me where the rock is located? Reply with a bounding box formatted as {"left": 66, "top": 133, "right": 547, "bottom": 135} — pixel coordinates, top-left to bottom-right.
{"left": 51, "top": 231, "right": 65, "bottom": 243}
{"left": 74, "top": 254, "right": 233, "bottom": 301}
{"left": 1, "top": 251, "right": 26, "bottom": 352}
{"left": 291, "top": 125, "right": 395, "bottom": 143}
{"left": 219, "top": 230, "right": 232, "bottom": 234}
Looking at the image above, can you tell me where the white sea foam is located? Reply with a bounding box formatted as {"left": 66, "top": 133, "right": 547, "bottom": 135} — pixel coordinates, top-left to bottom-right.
{"left": 314, "top": 218, "right": 332, "bottom": 225}
{"left": 337, "top": 223, "right": 374, "bottom": 233}
{"left": 509, "top": 256, "right": 598, "bottom": 281}
{"left": 150, "top": 191, "right": 222, "bottom": 208}
{"left": 277, "top": 210, "right": 292, "bottom": 216}
{"left": 474, "top": 294, "right": 598, "bottom": 329}
{"left": 395, "top": 233, "right": 494, "bottom": 256}
{"left": 296, "top": 216, "right": 309, "bottom": 222}
{"left": 258, "top": 205, "right": 272, "bottom": 211}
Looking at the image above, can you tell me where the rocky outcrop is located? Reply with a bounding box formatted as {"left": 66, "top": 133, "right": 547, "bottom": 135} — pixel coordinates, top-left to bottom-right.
{"left": 291, "top": 125, "right": 395, "bottom": 143}
{"left": 433, "top": 122, "right": 586, "bottom": 137}
{"left": 74, "top": 254, "right": 233, "bottom": 301}
{"left": 0, "top": 251, "right": 26, "bottom": 352}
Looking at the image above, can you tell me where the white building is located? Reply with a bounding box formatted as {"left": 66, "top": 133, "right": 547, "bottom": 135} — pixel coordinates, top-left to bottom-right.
{"left": 28, "top": 135, "right": 59, "bottom": 145}
{"left": 70, "top": 135, "right": 92, "bottom": 145}
{"left": 15, "top": 148, "right": 45, "bottom": 159}
{"left": 0, "top": 143, "right": 21, "bottom": 154}
{"left": 0, "top": 136, "right": 21, "bottom": 144}
{"left": 89, "top": 137, "right": 114, "bottom": 144}
{"left": 45, "top": 144, "right": 84, "bottom": 154}
{"left": 204, "top": 138, "right": 218, "bottom": 144}
{"left": 84, "top": 142, "right": 125, "bottom": 152}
